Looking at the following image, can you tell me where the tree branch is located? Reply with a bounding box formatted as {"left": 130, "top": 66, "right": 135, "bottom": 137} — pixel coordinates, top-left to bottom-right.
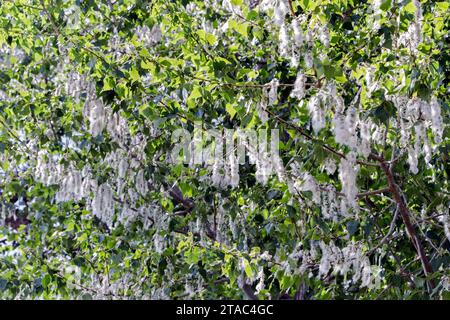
{"left": 242, "top": 284, "right": 259, "bottom": 300}
{"left": 294, "top": 282, "right": 308, "bottom": 300}
{"left": 287, "top": 0, "right": 296, "bottom": 16}
{"left": 265, "top": 109, "right": 380, "bottom": 167}
{"left": 379, "top": 159, "right": 435, "bottom": 292}
{"left": 319, "top": 186, "right": 391, "bottom": 198}
{"left": 369, "top": 205, "right": 399, "bottom": 254}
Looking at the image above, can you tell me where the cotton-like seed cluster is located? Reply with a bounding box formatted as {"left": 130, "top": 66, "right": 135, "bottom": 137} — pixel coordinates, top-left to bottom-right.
{"left": 298, "top": 172, "right": 321, "bottom": 204}
{"left": 244, "top": 135, "right": 283, "bottom": 186}
{"left": 271, "top": 150, "right": 288, "bottom": 184}
{"left": 437, "top": 207, "right": 450, "bottom": 243}
{"left": 63, "top": 5, "right": 83, "bottom": 31}
{"left": 65, "top": 71, "right": 89, "bottom": 102}
{"left": 135, "top": 169, "right": 148, "bottom": 195}
{"left": 107, "top": 109, "right": 131, "bottom": 145}
{"left": 339, "top": 243, "right": 379, "bottom": 289}
{"left": 430, "top": 97, "right": 444, "bottom": 144}
{"left": 307, "top": 95, "right": 326, "bottom": 134}
{"left": 304, "top": 51, "right": 313, "bottom": 69}
{"left": 268, "top": 0, "right": 289, "bottom": 27}
{"left": 333, "top": 106, "right": 358, "bottom": 149}
{"left": 304, "top": 83, "right": 345, "bottom": 135}
{"left": 228, "top": 150, "right": 240, "bottom": 188}
{"left": 0, "top": 46, "right": 26, "bottom": 70}
{"left": 391, "top": 95, "right": 444, "bottom": 174}
{"left": 212, "top": 150, "right": 240, "bottom": 188}
{"left": 0, "top": 204, "right": 12, "bottom": 226}
{"left": 278, "top": 23, "right": 289, "bottom": 58}
{"left": 211, "top": 156, "right": 225, "bottom": 187}
{"left": 92, "top": 183, "right": 115, "bottom": 228}
{"left": 320, "top": 186, "right": 340, "bottom": 221}
{"left": 88, "top": 99, "right": 107, "bottom": 137}
{"left": 135, "top": 25, "right": 162, "bottom": 47}
{"left": 323, "top": 157, "right": 337, "bottom": 175}
{"left": 365, "top": 65, "right": 378, "bottom": 95}
{"left": 266, "top": 78, "right": 279, "bottom": 106}
{"left": 66, "top": 71, "right": 133, "bottom": 140}
{"left": 13, "top": 60, "right": 162, "bottom": 232}
{"left": 358, "top": 119, "right": 373, "bottom": 158}
{"left": 293, "top": 170, "right": 350, "bottom": 220}
{"left": 227, "top": 214, "right": 238, "bottom": 241}
{"left": 208, "top": 127, "right": 285, "bottom": 188}
{"left": 338, "top": 152, "right": 359, "bottom": 210}
{"left": 36, "top": 152, "right": 97, "bottom": 205}
{"left": 208, "top": 139, "right": 240, "bottom": 189}
{"left": 183, "top": 279, "right": 197, "bottom": 299}
{"left": 37, "top": 144, "right": 160, "bottom": 230}
{"left": 35, "top": 152, "right": 64, "bottom": 186}
{"left": 255, "top": 268, "right": 266, "bottom": 294}
{"left": 398, "top": 0, "right": 422, "bottom": 54}
{"left": 103, "top": 150, "right": 130, "bottom": 198}
{"left": 256, "top": 78, "right": 280, "bottom": 123}
{"left": 292, "top": 19, "right": 304, "bottom": 46}
{"left": 370, "top": 0, "right": 383, "bottom": 31}
{"left": 56, "top": 170, "right": 83, "bottom": 202}
{"left": 108, "top": 28, "right": 135, "bottom": 61}
{"left": 290, "top": 72, "right": 307, "bottom": 100}
{"left": 319, "top": 25, "right": 330, "bottom": 48}
{"left": 153, "top": 233, "right": 166, "bottom": 254}
{"left": 256, "top": 98, "right": 269, "bottom": 123}
{"left": 332, "top": 100, "right": 379, "bottom": 158}
{"left": 279, "top": 241, "right": 381, "bottom": 289}
{"left": 255, "top": 151, "right": 273, "bottom": 185}
{"left": 214, "top": 204, "right": 227, "bottom": 245}
{"left": 259, "top": 1, "right": 327, "bottom": 67}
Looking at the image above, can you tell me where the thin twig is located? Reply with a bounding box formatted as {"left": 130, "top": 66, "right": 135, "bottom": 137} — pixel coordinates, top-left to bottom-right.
{"left": 287, "top": 0, "right": 296, "bottom": 16}
{"left": 265, "top": 108, "right": 380, "bottom": 167}
{"left": 369, "top": 205, "right": 399, "bottom": 254}
{"left": 319, "top": 186, "right": 391, "bottom": 198}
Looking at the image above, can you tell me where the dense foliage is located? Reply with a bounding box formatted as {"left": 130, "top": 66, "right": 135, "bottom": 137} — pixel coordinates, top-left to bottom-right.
{"left": 0, "top": 0, "right": 449, "bottom": 300}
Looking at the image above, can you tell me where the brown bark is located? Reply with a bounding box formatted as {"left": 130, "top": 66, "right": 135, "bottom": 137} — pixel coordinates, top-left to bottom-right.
{"left": 379, "top": 160, "right": 435, "bottom": 291}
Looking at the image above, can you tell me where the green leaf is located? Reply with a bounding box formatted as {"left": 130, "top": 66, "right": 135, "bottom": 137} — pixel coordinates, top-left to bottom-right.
{"left": 102, "top": 76, "right": 115, "bottom": 91}
{"left": 229, "top": 19, "right": 249, "bottom": 37}
{"left": 380, "top": 0, "right": 392, "bottom": 11}
{"left": 197, "top": 30, "right": 217, "bottom": 46}
{"left": 225, "top": 103, "right": 236, "bottom": 119}
{"left": 41, "top": 274, "right": 51, "bottom": 288}
{"left": 129, "top": 67, "right": 141, "bottom": 83}
{"left": 242, "top": 259, "right": 253, "bottom": 278}
{"left": 436, "top": 1, "right": 449, "bottom": 11}
{"left": 187, "top": 86, "right": 202, "bottom": 108}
